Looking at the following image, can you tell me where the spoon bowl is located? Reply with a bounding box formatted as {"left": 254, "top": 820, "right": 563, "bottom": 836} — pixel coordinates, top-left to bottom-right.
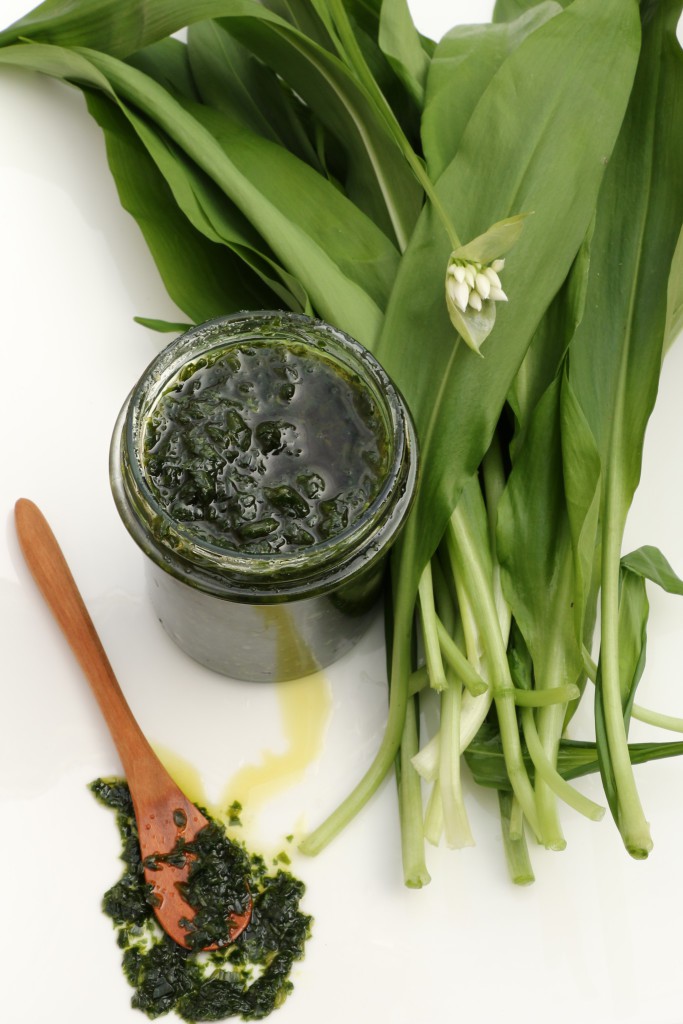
{"left": 14, "top": 498, "right": 252, "bottom": 949}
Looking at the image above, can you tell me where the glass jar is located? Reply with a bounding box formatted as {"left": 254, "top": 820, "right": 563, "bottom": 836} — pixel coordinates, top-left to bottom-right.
{"left": 110, "top": 311, "right": 418, "bottom": 682}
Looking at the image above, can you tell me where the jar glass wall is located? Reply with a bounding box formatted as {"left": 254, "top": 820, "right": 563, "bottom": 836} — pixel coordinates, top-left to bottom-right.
{"left": 110, "top": 311, "right": 418, "bottom": 682}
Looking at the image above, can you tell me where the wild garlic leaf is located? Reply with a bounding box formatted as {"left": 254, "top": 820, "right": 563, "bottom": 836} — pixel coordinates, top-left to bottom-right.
{"left": 423, "top": 2, "right": 561, "bottom": 179}
{"left": 377, "top": 0, "right": 429, "bottom": 107}
{"left": 85, "top": 92, "right": 280, "bottom": 321}
{"left": 465, "top": 723, "right": 683, "bottom": 790}
{"left": 664, "top": 225, "right": 683, "bottom": 353}
{"left": 126, "top": 36, "right": 200, "bottom": 100}
{"left": 493, "top": 0, "right": 571, "bottom": 22}
{"left": 565, "top": 0, "right": 683, "bottom": 855}
{"left": 0, "top": 0, "right": 423, "bottom": 246}
{"left": 375, "top": 0, "right": 640, "bottom": 596}
{"left": 560, "top": 370, "right": 602, "bottom": 675}
{"left": 180, "top": 99, "right": 401, "bottom": 313}
{"left": 119, "top": 106, "right": 313, "bottom": 312}
{"left": 186, "top": 19, "right": 321, "bottom": 170}
{"left": 621, "top": 546, "right": 683, "bottom": 595}
{"left": 498, "top": 375, "right": 581, "bottom": 693}
{"left": 216, "top": 2, "right": 423, "bottom": 246}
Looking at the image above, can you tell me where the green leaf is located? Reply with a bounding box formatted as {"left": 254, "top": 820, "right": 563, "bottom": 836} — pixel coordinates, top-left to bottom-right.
{"left": 452, "top": 213, "right": 528, "bottom": 265}
{"left": 508, "top": 217, "right": 594, "bottom": 431}
{"left": 465, "top": 722, "right": 683, "bottom": 791}
{"left": 182, "top": 98, "right": 400, "bottom": 314}
{"left": 186, "top": 19, "right": 321, "bottom": 170}
{"left": 84, "top": 91, "right": 279, "bottom": 321}
{"left": 377, "top": 0, "right": 429, "bottom": 107}
{"left": 134, "top": 316, "right": 193, "bottom": 332}
{"left": 126, "top": 35, "right": 200, "bottom": 100}
{"left": 111, "top": 101, "right": 312, "bottom": 313}
{"left": 498, "top": 376, "right": 580, "bottom": 692}
{"left": 566, "top": 0, "right": 683, "bottom": 855}
{"left": 567, "top": 4, "right": 683, "bottom": 523}
{"left": 375, "top": 0, "right": 641, "bottom": 598}
{"left": 560, "top": 371, "right": 602, "bottom": 660}
{"left": 493, "top": 0, "right": 571, "bottom": 22}
{"left": 665, "top": 224, "right": 683, "bottom": 352}
{"left": 423, "top": 2, "right": 561, "bottom": 178}
{"left": 0, "top": 0, "right": 423, "bottom": 246}
{"left": 0, "top": 40, "right": 389, "bottom": 346}
{"left": 621, "top": 545, "right": 683, "bottom": 595}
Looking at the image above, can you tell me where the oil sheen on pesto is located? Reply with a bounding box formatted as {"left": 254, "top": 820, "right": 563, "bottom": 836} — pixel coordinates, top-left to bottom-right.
{"left": 141, "top": 339, "right": 390, "bottom": 553}
{"left": 90, "top": 778, "right": 311, "bottom": 1022}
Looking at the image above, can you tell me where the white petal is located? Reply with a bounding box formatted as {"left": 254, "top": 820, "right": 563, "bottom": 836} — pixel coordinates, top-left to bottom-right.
{"left": 490, "top": 287, "right": 508, "bottom": 302}
{"left": 484, "top": 267, "right": 502, "bottom": 289}
{"left": 464, "top": 267, "right": 476, "bottom": 288}
{"left": 468, "top": 290, "right": 482, "bottom": 312}
{"left": 491, "top": 258, "right": 505, "bottom": 272}
{"left": 475, "top": 273, "right": 491, "bottom": 300}
{"left": 453, "top": 265, "right": 466, "bottom": 283}
{"left": 447, "top": 278, "right": 470, "bottom": 312}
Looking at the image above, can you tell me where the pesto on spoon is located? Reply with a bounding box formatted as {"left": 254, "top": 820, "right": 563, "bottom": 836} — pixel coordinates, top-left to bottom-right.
{"left": 14, "top": 498, "right": 252, "bottom": 949}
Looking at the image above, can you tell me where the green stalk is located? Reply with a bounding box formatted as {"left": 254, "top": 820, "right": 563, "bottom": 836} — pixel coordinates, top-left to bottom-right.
{"left": 631, "top": 705, "right": 683, "bottom": 733}
{"left": 582, "top": 650, "right": 683, "bottom": 733}
{"left": 435, "top": 617, "right": 488, "bottom": 697}
{"left": 431, "top": 555, "right": 476, "bottom": 848}
{"left": 599, "top": 487, "right": 653, "bottom": 858}
{"left": 418, "top": 562, "right": 448, "bottom": 691}
{"left": 499, "top": 792, "right": 535, "bottom": 886}
{"left": 447, "top": 505, "right": 541, "bottom": 841}
{"left": 398, "top": 695, "right": 431, "bottom": 887}
{"left": 514, "top": 685, "right": 580, "bottom": 707}
{"left": 299, "top": 531, "right": 416, "bottom": 855}
{"left": 521, "top": 709, "right": 605, "bottom": 824}
{"left": 424, "top": 778, "right": 444, "bottom": 846}
{"left": 440, "top": 682, "right": 475, "bottom": 848}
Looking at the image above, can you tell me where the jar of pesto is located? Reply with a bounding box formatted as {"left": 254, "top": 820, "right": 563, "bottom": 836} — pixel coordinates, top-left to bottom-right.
{"left": 110, "top": 311, "right": 418, "bottom": 682}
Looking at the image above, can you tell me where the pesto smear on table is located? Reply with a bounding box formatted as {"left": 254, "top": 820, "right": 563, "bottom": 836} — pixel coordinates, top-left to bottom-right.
{"left": 142, "top": 339, "right": 390, "bottom": 552}
{"left": 90, "top": 778, "right": 311, "bottom": 1022}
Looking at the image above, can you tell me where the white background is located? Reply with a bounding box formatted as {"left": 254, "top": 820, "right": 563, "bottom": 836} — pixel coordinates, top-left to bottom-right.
{"left": 2, "top": 2, "right": 683, "bottom": 1023}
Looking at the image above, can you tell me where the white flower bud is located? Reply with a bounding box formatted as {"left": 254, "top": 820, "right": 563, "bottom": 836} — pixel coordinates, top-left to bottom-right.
{"left": 484, "top": 267, "right": 502, "bottom": 289}
{"left": 464, "top": 267, "right": 476, "bottom": 289}
{"left": 447, "top": 277, "right": 470, "bottom": 312}
{"left": 475, "top": 273, "right": 491, "bottom": 300}
{"left": 468, "top": 290, "right": 482, "bottom": 312}
{"left": 489, "top": 286, "right": 508, "bottom": 302}
{"left": 491, "top": 259, "right": 505, "bottom": 272}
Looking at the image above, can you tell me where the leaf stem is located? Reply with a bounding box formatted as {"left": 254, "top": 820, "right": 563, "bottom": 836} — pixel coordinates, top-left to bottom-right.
{"left": 499, "top": 792, "right": 535, "bottom": 886}
{"left": 599, "top": 503, "right": 653, "bottom": 857}
{"left": 398, "top": 695, "right": 431, "bottom": 886}
{"left": 299, "top": 530, "right": 417, "bottom": 855}
{"left": 447, "top": 503, "right": 542, "bottom": 841}
{"left": 418, "top": 563, "right": 448, "bottom": 691}
{"left": 521, "top": 709, "right": 605, "bottom": 825}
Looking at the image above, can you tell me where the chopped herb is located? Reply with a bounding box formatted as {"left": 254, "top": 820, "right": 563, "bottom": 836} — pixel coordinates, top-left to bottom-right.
{"left": 90, "top": 778, "right": 311, "bottom": 1022}
{"left": 227, "top": 801, "right": 243, "bottom": 828}
{"left": 142, "top": 340, "right": 389, "bottom": 554}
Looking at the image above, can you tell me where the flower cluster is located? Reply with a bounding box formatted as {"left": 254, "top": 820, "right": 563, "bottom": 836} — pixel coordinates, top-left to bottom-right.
{"left": 446, "top": 257, "right": 507, "bottom": 313}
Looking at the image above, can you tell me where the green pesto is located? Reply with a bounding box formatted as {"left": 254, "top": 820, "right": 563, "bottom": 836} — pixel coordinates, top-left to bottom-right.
{"left": 90, "top": 778, "right": 312, "bottom": 1022}
{"left": 142, "top": 340, "right": 390, "bottom": 554}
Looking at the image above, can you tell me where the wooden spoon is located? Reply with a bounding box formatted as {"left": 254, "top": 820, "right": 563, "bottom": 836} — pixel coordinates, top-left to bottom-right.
{"left": 14, "top": 498, "right": 252, "bottom": 949}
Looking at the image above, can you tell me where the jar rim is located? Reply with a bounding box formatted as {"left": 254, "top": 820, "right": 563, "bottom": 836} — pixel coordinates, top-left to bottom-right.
{"left": 113, "top": 312, "right": 418, "bottom": 598}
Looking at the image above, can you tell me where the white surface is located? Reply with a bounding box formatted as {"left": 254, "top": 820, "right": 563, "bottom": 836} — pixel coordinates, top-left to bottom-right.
{"left": 2, "top": 2, "right": 683, "bottom": 1024}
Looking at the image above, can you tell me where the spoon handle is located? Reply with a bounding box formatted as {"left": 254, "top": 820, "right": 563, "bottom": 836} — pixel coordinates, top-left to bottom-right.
{"left": 14, "top": 498, "right": 163, "bottom": 788}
